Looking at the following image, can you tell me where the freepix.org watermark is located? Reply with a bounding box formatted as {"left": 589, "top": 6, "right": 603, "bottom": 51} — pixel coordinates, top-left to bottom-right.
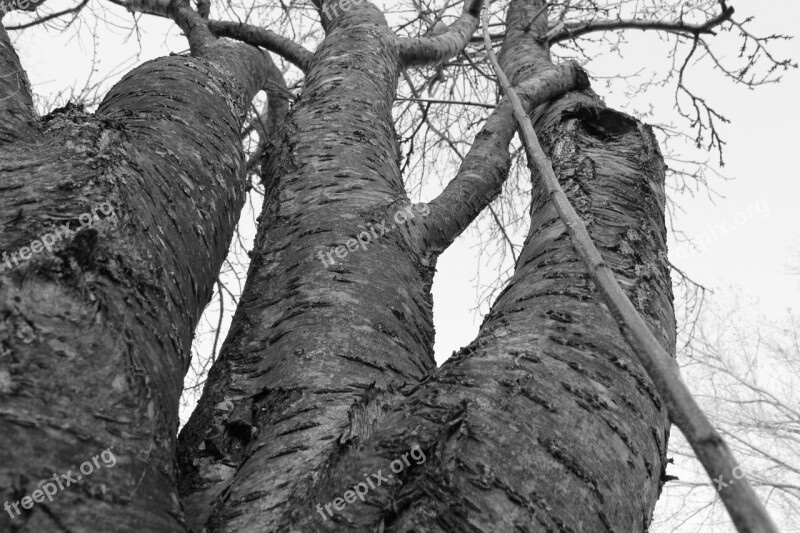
{"left": 316, "top": 445, "right": 426, "bottom": 521}
{"left": 672, "top": 199, "right": 770, "bottom": 260}
{"left": 0, "top": 0, "right": 44, "bottom": 17}
{"left": 1, "top": 201, "right": 116, "bottom": 274}
{"left": 320, "top": 0, "right": 365, "bottom": 21}
{"left": 316, "top": 203, "right": 430, "bottom": 267}
{"left": 3, "top": 448, "right": 116, "bottom": 519}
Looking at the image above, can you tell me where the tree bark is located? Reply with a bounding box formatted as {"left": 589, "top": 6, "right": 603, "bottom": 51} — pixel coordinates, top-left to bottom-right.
{"left": 0, "top": 34, "right": 277, "bottom": 532}
{"left": 177, "top": 2, "right": 675, "bottom": 533}
{"left": 177, "top": 5, "right": 442, "bottom": 531}
{"left": 0, "top": 25, "right": 38, "bottom": 144}
{"left": 3, "top": 0, "right": 678, "bottom": 530}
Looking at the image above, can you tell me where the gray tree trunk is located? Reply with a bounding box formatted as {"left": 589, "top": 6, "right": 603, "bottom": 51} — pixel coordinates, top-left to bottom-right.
{"left": 0, "top": 30, "right": 279, "bottom": 531}
{"left": 1, "top": 0, "right": 675, "bottom": 531}
{"left": 178, "top": 2, "right": 675, "bottom": 532}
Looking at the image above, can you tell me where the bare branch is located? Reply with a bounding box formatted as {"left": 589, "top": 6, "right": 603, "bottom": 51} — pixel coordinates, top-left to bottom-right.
{"left": 4, "top": 0, "right": 88, "bottom": 31}
{"left": 107, "top": 0, "right": 312, "bottom": 70}
{"left": 418, "top": 61, "right": 589, "bottom": 251}
{"left": 114, "top": 0, "right": 215, "bottom": 54}
{"left": 207, "top": 20, "right": 313, "bottom": 73}
{"left": 547, "top": 4, "right": 736, "bottom": 43}
{"left": 395, "top": 96, "right": 495, "bottom": 109}
{"left": 397, "top": 0, "right": 483, "bottom": 69}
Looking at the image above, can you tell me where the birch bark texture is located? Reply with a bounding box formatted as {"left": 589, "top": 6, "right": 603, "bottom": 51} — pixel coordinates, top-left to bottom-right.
{"left": 1, "top": 0, "right": 766, "bottom": 531}
{"left": 178, "top": 1, "right": 675, "bottom": 531}
{"left": 0, "top": 29, "right": 283, "bottom": 531}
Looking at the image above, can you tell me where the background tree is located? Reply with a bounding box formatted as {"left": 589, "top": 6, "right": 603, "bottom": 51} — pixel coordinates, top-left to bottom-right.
{"left": 1, "top": 0, "right": 793, "bottom": 531}
{"left": 652, "top": 289, "right": 800, "bottom": 532}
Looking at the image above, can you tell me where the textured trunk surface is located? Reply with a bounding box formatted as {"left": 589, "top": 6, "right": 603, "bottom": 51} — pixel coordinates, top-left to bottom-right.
{"left": 290, "top": 92, "right": 674, "bottom": 533}
{"left": 0, "top": 40, "right": 269, "bottom": 532}
{"left": 177, "top": 6, "right": 439, "bottom": 532}
{"left": 269, "top": 2, "right": 674, "bottom": 531}
{"left": 3, "top": 0, "right": 678, "bottom": 531}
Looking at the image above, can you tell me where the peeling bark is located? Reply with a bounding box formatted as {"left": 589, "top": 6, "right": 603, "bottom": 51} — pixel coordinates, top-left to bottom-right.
{"left": 293, "top": 85, "right": 673, "bottom": 533}
{"left": 177, "top": 6, "right": 441, "bottom": 532}
{"left": 279, "top": 2, "right": 674, "bottom": 532}
{"left": 0, "top": 38, "right": 274, "bottom": 532}
{"left": 4, "top": 0, "right": 682, "bottom": 530}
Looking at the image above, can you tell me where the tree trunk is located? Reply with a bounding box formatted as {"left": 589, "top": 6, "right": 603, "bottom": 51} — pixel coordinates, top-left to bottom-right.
{"left": 0, "top": 34, "right": 276, "bottom": 532}
{"left": 177, "top": 6, "right": 441, "bottom": 531}
{"left": 178, "top": 2, "right": 675, "bottom": 532}
{"left": 2, "top": 0, "right": 677, "bottom": 531}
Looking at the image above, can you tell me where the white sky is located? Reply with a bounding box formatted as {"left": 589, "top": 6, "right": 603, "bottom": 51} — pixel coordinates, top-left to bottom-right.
{"left": 8, "top": 1, "right": 798, "bottom": 531}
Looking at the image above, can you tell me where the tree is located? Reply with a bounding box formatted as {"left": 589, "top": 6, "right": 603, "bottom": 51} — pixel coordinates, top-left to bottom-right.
{"left": 0, "top": 0, "right": 791, "bottom": 531}
{"left": 653, "top": 290, "right": 800, "bottom": 532}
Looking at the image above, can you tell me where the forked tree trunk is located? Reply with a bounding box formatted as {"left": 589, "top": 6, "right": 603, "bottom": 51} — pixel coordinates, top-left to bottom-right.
{"left": 178, "top": 1, "right": 674, "bottom": 532}
{"left": 2, "top": 0, "right": 676, "bottom": 530}
{"left": 0, "top": 31, "right": 279, "bottom": 531}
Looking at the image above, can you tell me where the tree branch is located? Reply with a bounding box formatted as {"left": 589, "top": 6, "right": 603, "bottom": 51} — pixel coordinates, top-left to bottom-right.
{"left": 109, "top": 0, "right": 312, "bottom": 71}
{"left": 417, "top": 60, "right": 589, "bottom": 251}
{"left": 4, "top": 0, "right": 88, "bottom": 30}
{"left": 546, "top": 5, "right": 736, "bottom": 43}
{"left": 397, "top": 0, "right": 483, "bottom": 69}
{"left": 207, "top": 20, "right": 313, "bottom": 73}
{"left": 117, "top": 0, "right": 215, "bottom": 54}
{"left": 480, "top": 7, "right": 778, "bottom": 533}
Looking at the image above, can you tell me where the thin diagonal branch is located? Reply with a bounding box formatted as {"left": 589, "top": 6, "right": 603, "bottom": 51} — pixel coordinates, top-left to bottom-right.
{"left": 4, "top": 0, "right": 88, "bottom": 30}
{"left": 401, "top": 70, "right": 519, "bottom": 264}
{"left": 418, "top": 61, "right": 589, "bottom": 251}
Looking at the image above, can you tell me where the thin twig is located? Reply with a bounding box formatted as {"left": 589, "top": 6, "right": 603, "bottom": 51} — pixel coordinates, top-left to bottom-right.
{"left": 395, "top": 96, "right": 496, "bottom": 109}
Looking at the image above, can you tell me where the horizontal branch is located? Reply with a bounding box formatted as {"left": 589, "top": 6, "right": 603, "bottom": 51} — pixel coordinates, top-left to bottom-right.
{"left": 208, "top": 20, "right": 313, "bottom": 73}
{"left": 416, "top": 60, "right": 589, "bottom": 251}
{"left": 547, "top": 5, "right": 735, "bottom": 43}
{"left": 397, "top": 0, "right": 483, "bottom": 69}
{"left": 395, "top": 96, "right": 495, "bottom": 109}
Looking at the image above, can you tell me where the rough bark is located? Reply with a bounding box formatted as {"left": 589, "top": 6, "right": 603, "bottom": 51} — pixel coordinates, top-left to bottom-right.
{"left": 284, "top": 95, "right": 671, "bottom": 529}
{"left": 0, "top": 25, "right": 38, "bottom": 144}
{"left": 421, "top": 61, "right": 590, "bottom": 251}
{"left": 0, "top": 37, "right": 276, "bottom": 532}
{"left": 284, "top": 2, "right": 674, "bottom": 531}
{"left": 296, "top": 75, "right": 674, "bottom": 533}
{"left": 3, "top": 0, "right": 682, "bottom": 530}
{"left": 174, "top": 1, "right": 677, "bottom": 532}
{"left": 177, "top": 5, "right": 439, "bottom": 531}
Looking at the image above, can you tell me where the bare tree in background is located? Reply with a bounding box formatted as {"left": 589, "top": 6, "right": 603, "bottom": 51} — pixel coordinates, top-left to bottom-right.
{"left": 0, "top": 0, "right": 793, "bottom": 531}
{"left": 653, "top": 290, "right": 800, "bottom": 532}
